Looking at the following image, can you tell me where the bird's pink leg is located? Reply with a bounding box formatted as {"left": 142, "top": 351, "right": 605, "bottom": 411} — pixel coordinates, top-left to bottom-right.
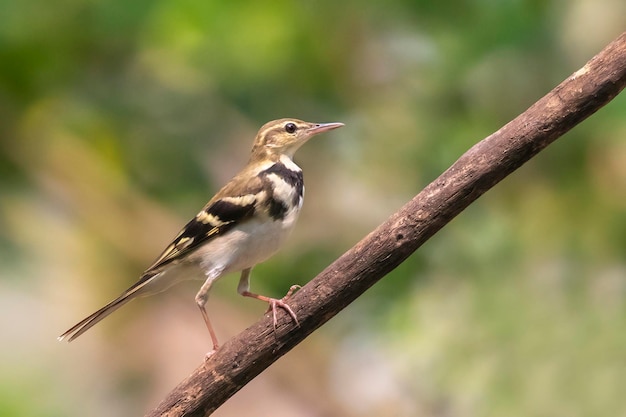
{"left": 196, "top": 272, "right": 221, "bottom": 359}
{"left": 237, "top": 269, "right": 300, "bottom": 329}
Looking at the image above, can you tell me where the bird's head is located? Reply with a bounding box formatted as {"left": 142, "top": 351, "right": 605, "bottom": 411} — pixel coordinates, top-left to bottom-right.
{"left": 251, "top": 118, "right": 344, "bottom": 159}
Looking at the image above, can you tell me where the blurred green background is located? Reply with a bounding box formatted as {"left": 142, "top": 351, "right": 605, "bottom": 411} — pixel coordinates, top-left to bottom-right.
{"left": 1, "top": 1, "right": 625, "bottom": 416}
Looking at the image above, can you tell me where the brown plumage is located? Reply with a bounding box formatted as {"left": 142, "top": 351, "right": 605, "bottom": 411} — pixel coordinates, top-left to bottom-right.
{"left": 58, "top": 118, "right": 343, "bottom": 356}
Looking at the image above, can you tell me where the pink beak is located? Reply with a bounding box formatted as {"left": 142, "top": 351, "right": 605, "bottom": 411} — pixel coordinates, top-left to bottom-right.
{"left": 307, "top": 122, "right": 344, "bottom": 135}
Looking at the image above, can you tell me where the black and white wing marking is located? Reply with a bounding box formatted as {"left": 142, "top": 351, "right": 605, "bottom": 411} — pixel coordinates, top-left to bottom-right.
{"left": 143, "top": 194, "right": 257, "bottom": 274}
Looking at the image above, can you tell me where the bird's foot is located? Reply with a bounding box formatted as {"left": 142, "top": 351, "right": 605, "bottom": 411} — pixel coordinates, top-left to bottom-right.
{"left": 266, "top": 285, "right": 301, "bottom": 329}
{"left": 204, "top": 349, "right": 216, "bottom": 362}
{"left": 284, "top": 284, "right": 301, "bottom": 299}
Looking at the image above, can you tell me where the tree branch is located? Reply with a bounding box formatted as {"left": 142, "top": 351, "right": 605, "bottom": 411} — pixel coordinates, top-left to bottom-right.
{"left": 147, "top": 32, "right": 626, "bottom": 417}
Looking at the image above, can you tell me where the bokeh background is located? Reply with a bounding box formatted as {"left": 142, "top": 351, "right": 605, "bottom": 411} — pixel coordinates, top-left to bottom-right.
{"left": 1, "top": 1, "right": 625, "bottom": 416}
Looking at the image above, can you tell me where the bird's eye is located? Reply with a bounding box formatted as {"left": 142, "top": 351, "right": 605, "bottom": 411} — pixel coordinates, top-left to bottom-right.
{"left": 285, "top": 123, "right": 297, "bottom": 134}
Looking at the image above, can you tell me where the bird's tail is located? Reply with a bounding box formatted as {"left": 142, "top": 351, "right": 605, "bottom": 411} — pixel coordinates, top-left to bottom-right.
{"left": 57, "top": 278, "right": 147, "bottom": 342}
{"left": 57, "top": 293, "right": 136, "bottom": 342}
{"left": 58, "top": 269, "right": 180, "bottom": 342}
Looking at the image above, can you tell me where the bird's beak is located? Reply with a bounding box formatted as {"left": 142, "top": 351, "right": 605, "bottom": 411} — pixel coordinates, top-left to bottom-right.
{"left": 307, "top": 122, "right": 344, "bottom": 135}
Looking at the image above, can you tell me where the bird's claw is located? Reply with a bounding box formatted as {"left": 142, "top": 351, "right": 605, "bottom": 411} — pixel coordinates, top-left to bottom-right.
{"left": 266, "top": 285, "right": 301, "bottom": 329}
{"left": 284, "top": 284, "right": 301, "bottom": 298}
{"left": 204, "top": 348, "right": 217, "bottom": 362}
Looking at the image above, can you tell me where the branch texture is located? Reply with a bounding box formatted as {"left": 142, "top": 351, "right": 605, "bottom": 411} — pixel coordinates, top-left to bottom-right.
{"left": 147, "top": 32, "right": 626, "bottom": 417}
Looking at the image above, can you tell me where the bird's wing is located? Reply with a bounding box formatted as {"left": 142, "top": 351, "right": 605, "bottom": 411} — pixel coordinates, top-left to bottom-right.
{"left": 143, "top": 176, "right": 264, "bottom": 275}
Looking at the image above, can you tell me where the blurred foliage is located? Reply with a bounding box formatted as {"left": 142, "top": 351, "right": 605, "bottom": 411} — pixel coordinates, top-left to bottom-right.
{"left": 1, "top": 0, "right": 625, "bottom": 416}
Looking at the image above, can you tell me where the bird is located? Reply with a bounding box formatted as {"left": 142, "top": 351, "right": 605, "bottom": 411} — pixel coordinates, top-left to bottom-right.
{"left": 58, "top": 118, "right": 344, "bottom": 355}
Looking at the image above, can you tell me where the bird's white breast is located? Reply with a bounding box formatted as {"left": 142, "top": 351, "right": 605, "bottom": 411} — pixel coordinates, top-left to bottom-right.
{"left": 191, "top": 212, "right": 301, "bottom": 277}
